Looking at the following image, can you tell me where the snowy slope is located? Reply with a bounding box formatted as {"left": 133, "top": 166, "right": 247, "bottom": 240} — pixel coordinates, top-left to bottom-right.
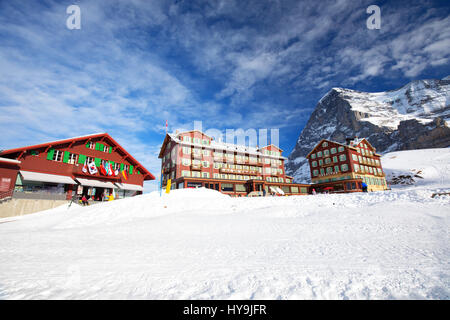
{"left": 0, "top": 182, "right": 449, "bottom": 299}
{"left": 382, "top": 148, "right": 450, "bottom": 187}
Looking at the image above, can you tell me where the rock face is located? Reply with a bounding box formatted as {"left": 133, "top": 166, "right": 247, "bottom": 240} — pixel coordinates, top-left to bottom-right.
{"left": 286, "top": 77, "right": 450, "bottom": 182}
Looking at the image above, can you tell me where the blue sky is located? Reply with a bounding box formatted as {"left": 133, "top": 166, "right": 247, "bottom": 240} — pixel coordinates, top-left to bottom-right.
{"left": 0, "top": 0, "right": 449, "bottom": 191}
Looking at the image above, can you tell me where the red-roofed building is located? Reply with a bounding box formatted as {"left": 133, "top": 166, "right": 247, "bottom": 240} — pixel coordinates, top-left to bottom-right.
{"left": 158, "top": 130, "right": 309, "bottom": 196}
{"left": 306, "top": 138, "right": 388, "bottom": 193}
{"left": 0, "top": 133, "right": 154, "bottom": 202}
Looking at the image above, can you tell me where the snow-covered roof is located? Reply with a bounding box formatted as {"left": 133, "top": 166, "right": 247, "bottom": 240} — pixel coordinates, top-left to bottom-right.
{"left": 165, "top": 133, "right": 287, "bottom": 160}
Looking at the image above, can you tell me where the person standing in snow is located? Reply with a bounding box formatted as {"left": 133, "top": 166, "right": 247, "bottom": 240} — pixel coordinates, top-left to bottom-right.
{"left": 312, "top": 188, "right": 317, "bottom": 195}
{"left": 262, "top": 189, "right": 266, "bottom": 197}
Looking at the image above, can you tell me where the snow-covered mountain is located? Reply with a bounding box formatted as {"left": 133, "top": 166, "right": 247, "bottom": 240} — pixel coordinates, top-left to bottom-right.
{"left": 286, "top": 77, "right": 450, "bottom": 182}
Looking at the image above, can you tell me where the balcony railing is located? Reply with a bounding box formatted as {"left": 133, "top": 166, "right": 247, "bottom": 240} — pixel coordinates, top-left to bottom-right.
{"left": 191, "top": 164, "right": 202, "bottom": 171}
{"left": 219, "top": 168, "right": 260, "bottom": 175}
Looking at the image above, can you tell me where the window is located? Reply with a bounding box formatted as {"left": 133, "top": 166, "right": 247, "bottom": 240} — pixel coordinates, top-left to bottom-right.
{"left": 291, "top": 187, "right": 299, "bottom": 193}
{"left": 193, "top": 138, "right": 200, "bottom": 144}
{"left": 326, "top": 167, "right": 333, "bottom": 174}
{"left": 354, "top": 164, "right": 360, "bottom": 172}
{"left": 312, "top": 161, "right": 317, "bottom": 167}
{"left": 182, "top": 158, "right": 191, "bottom": 166}
{"left": 103, "top": 145, "right": 109, "bottom": 153}
{"left": 311, "top": 153, "right": 316, "bottom": 159}
{"left": 181, "top": 170, "right": 191, "bottom": 177}
{"left": 352, "top": 154, "right": 358, "bottom": 161}
{"left": 88, "top": 142, "right": 95, "bottom": 149}
{"left": 318, "top": 159, "right": 323, "bottom": 166}
{"left": 202, "top": 150, "right": 210, "bottom": 156}
{"left": 52, "top": 150, "right": 63, "bottom": 162}
{"left": 338, "top": 146, "right": 345, "bottom": 152}
{"left": 265, "top": 167, "right": 271, "bottom": 174}
{"left": 183, "top": 136, "right": 191, "bottom": 143}
{"left": 341, "top": 164, "right": 348, "bottom": 171}
{"left": 221, "top": 183, "right": 233, "bottom": 192}
{"left": 202, "top": 172, "right": 210, "bottom": 178}
{"left": 334, "top": 165, "right": 339, "bottom": 173}
{"left": 236, "top": 184, "right": 246, "bottom": 192}
{"left": 339, "top": 154, "right": 346, "bottom": 161}
{"left": 330, "top": 148, "right": 337, "bottom": 154}
{"left": 191, "top": 171, "right": 200, "bottom": 178}
{"left": 68, "top": 153, "right": 78, "bottom": 164}
{"left": 221, "top": 174, "right": 227, "bottom": 179}
{"left": 182, "top": 147, "right": 191, "bottom": 154}
{"left": 265, "top": 158, "right": 270, "bottom": 164}
{"left": 324, "top": 149, "right": 330, "bottom": 156}
{"left": 322, "top": 142, "right": 328, "bottom": 147}
{"left": 202, "top": 139, "right": 209, "bottom": 145}
{"left": 202, "top": 161, "right": 209, "bottom": 168}
{"left": 320, "top": 168, "right": 324, "bottom": 175}
{"left": 214, "top": 173, "right": 219, "bottom": 179}
{"left": 333, "top": 156, "right": 338, "bottom": 163}
{"left": 325, "top": 158, "right": 331, "bottom": 164}
{"left": 317, "top": 151, "right": 323, "bottom": 157}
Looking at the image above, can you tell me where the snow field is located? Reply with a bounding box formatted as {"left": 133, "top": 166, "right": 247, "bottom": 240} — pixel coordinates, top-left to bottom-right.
{"left": 0, "top": 185, "right": 448, "bottom": 299}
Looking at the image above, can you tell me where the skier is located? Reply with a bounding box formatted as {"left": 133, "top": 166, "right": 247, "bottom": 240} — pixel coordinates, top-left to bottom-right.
{"left": 362, "top": 182, "right": 368, "bottom": 193}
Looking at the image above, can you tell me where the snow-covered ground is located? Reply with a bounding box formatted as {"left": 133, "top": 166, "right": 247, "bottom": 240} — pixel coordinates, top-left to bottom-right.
{"left": 0, "top": 150, "right": 449, "bottom": 299}
{"left": 382, "top": 148, "right": 450, "bottom": 187}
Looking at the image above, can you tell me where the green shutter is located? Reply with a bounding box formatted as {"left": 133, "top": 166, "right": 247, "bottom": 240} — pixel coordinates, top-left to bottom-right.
{"left": 95, "top": 143, "right": 101, "bottom": 150}
{"left": 95, "top": 158, "right": 101, "bottom": 167}
{"left": 78, "top": 154, "right": 86, "bottom": 164}
{"left": 86, "top": 142, "right": 90, "bottom": 148}
{"left": 120, "top": 163, "right": 124, "bottom": 171}
{"left": 46, "top": 148, "right": 55, "bottom": 160}
{"left": 129, "top": 165, "right": 133, "bottom": 174}
{"left": 109, "top": 160, "right": 115, "bottom": 166}
{"left": 62, "top": 151, "right": 70, "bottom": 163}
{"left": 109, "top": 146, "right": 112, "bottom": 154}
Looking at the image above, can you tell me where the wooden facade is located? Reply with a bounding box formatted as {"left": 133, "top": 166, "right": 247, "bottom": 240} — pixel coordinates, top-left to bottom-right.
{"left": 0, "top": 133, "right": 154, "bottom": 201}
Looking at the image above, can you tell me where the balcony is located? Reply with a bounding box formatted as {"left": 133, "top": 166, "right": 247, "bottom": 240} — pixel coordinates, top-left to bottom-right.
{"left": 219, "top": 168, "right": 260, "bottom": 176}
{"left": 191, "top": 164, "right": 202, "bottom": 171}
{"left": 191, "top": 153, "right": 202, "bottom": 160}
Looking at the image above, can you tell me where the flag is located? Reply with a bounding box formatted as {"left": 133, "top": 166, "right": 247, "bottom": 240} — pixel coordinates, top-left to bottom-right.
{"left": 114, "top": 169, "right": 119, "bottom": 176}
{"left": 100, "top": 163, "right": 107, "bottom": 175}
{"left": 121, "top": 169, "right": 128, "bottom": 180}
{"left": 103, "top": 161, "right": 109, "bottom": 175}
{"left": 82, "top": 160, "right": 88, "bottom": 173}
{"left": 88, "top": 161, "right": 98, "bottom": 175}
{"left": 108, "top": 163, "right": 114, "bottom": 176}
